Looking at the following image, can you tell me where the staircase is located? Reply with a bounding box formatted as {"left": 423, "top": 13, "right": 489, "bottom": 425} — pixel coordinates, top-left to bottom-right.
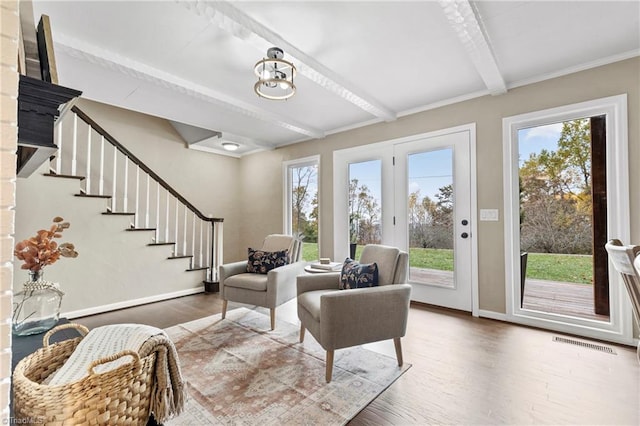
{"left": 27, "top": 106, "right": 223, "bottom": 315}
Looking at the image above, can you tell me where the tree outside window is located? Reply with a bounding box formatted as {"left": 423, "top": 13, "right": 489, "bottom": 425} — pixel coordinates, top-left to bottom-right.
{"left": 288, "top": 162, "right": 318, "bottom": 260}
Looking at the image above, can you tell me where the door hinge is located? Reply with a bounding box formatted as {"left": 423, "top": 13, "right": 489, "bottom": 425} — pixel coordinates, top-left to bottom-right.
{"left": 392, "top": 156, "right": 395, "bottom": 166}
{"left": 393, "top": 216, "right": 396, "bottom": 225}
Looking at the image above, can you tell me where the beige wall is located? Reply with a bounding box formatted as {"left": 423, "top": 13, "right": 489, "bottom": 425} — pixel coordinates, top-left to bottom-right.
{"left": 238, "top": 57, "right": 640, "bottom": 314}
{"left": 0, "top": 0, "right": 18, "bottom": 420}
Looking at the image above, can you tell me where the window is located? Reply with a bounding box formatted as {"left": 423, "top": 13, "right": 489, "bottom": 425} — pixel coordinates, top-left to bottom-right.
{"left": 283, "top": 156, "right": 319, "bottom": 261}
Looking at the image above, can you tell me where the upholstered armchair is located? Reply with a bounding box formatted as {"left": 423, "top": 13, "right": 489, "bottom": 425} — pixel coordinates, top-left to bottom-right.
{"left": 297, "top": 244, "right": 411, "bottom": 382}
{"left": 220, "top": 234, "right": 304, "bottom": 330}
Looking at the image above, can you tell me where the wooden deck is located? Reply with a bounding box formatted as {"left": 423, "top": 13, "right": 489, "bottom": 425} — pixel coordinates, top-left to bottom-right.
{"left": 409, "top": 268, "right": 609, "bottom": 322}
{"left": 522, "top": 278, "right": 609, "bottom": 321}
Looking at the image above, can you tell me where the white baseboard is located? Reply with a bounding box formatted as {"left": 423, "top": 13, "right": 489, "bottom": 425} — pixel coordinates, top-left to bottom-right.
{"left": 478, "top": 309, "right": 509, "bottom": 321}
{"left": 62, "top": 287, "right": 204, "bottom": 319}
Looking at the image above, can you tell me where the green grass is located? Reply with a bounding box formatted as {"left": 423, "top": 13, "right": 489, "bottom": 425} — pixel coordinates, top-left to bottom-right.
{"left": 409, "top": 248, "right": 454, "bottom": 271}
{"left": 302, "top": 243, "right": 593, "bottom": 284}
{"left": 524, "top": 252, "right": 593, "bottom": 284}
{"left": 301, "top": 243, "right": 319, "bottom": 261}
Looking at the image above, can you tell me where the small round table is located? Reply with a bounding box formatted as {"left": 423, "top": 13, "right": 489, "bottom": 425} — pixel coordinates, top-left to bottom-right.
{"left": 304, "top": 265, "right": 341, "bottom": 274}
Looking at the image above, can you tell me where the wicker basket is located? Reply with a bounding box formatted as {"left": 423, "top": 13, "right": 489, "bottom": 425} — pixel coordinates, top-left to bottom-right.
{"left": 13, "top": 323, "right": 157, "bottom": 425}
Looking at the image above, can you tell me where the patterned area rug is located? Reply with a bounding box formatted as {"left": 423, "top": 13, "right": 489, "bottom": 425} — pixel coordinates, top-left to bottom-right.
{"left": 164, "top": 308, "right": 410, "bottom": 425}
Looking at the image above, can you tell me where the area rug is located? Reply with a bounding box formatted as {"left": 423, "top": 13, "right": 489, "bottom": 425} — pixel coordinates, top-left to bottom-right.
{"left": 164, "top": 307, "right": 410, "bottom": 425}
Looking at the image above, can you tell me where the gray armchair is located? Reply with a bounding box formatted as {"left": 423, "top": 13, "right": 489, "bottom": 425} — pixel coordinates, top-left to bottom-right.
{"left": 220, "top": 234, "right": 304, "bottom": 330}
{"left": 297, "top": 244, "right": 411, "bottom": 382}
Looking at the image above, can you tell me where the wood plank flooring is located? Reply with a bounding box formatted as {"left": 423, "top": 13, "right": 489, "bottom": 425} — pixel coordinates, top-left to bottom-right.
{"left": 75, "top": 293, "right": 640, "bottom": 425}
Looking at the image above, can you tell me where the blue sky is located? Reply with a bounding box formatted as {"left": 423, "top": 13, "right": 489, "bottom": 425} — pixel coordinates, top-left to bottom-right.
{"left": 349, "top": 150, "right": 453, "bottom": 204}
{"left": 407, "top": 149, "right": 453, "bottom": 201}
{"left": 349, "top": 160, "right": 383, "bottom": 203}
{"left": 518, "top": 122, "right": 563, "bottom": 166}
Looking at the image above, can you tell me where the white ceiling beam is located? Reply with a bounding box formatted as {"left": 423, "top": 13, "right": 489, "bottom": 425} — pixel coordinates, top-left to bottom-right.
{"left": 439, "top": 0, "right": 507, "bottom": 95}
{"left": 180, "top": 0, "right": 398, "bottom": 122}
{"left": 53, "top": 34, "right": 325, "bottom": 140}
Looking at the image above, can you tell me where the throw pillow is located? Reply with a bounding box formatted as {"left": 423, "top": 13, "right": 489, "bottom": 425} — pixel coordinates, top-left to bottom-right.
{"left": 339, "top": 258, "right": 379, "bottom": 289}
{"left": 247, "top": 248, "right": 289, "bottom": 274}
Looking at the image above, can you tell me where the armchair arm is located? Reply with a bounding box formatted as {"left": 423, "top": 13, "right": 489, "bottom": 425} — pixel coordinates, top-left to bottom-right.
{"left": 320, "top": 284, "right": 412, "bottom": 350}
{"left": 297, "top": 272, "right": 341, "bottom": 296}
{"left": 267, "top": 262, "right": 307, "bottom": 306}
{"left": 220, "top": 261, "right": 248, "bottom": 283}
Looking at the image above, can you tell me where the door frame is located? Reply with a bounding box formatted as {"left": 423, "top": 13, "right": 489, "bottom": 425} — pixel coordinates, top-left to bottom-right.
{"left": 333, "top": 123, "right": 479, "bottom": 316}
{"left": 502, "top": 94, "right": 633, "bottom": 345}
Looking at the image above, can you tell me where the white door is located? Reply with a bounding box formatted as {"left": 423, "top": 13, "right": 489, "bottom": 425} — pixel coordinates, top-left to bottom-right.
{"left": 394, "top": 130, "right": 473, "bottom": 311}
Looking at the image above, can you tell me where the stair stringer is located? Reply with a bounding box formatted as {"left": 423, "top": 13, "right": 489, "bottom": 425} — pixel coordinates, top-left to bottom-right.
{"left": 14, "top": 163, "right": 205, "bottom": 317}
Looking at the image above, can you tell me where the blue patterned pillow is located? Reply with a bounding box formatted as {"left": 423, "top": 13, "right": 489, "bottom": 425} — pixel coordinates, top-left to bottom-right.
{"left": 247, "top": 248, "right": 289, "bottom": 274}
{"left": 339, "top": 258, "right": 379, "bottom": 289}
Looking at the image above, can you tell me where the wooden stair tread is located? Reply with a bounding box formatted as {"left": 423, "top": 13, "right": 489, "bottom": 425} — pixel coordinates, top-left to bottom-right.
{"left": 148, "top": 242, "right": 175, "bottom": 246}
{"left": 75, "top": 193, "right": 111, "bottom": 199}
{"left": 102, "top": 212, "right": 136, "bottom": 216}
{"left": 168, "top": 255, "right": 191, "bottom": 259}
{"left": 126, "top": 227, "right": 156, "bottom": 231}
{"left": 187, "top": 266, "right": 208, "bottom": 272}
{"left": 44, "top": 173, "right": 85, "bottom": 180}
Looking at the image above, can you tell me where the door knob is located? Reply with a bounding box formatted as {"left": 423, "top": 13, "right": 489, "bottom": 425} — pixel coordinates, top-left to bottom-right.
{"left": 461, "top": 232, "right": 469, "bottom": 239}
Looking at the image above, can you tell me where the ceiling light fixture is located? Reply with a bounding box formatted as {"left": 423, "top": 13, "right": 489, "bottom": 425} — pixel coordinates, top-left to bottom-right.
{"left": 222, "top": 142, "right": 240, "bottom": 151}
{"left": 254, "top": 47, "right": 296, "bottom": 100}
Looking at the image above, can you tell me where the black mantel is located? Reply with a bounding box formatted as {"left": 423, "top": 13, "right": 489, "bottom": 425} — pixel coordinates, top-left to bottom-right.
{"left": 17, "top": 75, "right": 81, "bottom": 177}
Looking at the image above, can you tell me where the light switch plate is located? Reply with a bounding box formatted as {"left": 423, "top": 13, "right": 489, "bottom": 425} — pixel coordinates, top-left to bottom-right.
{"left": 480, "top": 209, "right": 499, "bottom": 221}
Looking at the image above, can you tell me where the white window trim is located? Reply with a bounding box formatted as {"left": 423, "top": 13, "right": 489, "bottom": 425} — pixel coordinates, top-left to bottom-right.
{"left": 502, "top": 94, "right": 632, "bottom": 344}
{"left": 282, "top": 155, "right": 320, "bottom": 247}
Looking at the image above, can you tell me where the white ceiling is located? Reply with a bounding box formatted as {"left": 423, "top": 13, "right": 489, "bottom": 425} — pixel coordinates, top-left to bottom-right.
{"left": 32, "top": 1, "right": 640, "bottom": 156}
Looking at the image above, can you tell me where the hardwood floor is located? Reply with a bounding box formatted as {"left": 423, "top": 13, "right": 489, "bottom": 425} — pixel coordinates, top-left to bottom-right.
{"left": 75, "top": 293, "right": 640, "bottom": 425}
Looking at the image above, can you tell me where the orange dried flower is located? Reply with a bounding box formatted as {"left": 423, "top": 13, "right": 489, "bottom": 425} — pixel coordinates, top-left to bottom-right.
{"left": 14, "top": 217, "right": 79, "bottom": 272}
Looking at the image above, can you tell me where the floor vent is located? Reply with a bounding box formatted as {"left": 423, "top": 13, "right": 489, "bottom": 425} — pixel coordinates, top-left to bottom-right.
{"left": 552, "top": 336, "right": 616, "bottom": 354}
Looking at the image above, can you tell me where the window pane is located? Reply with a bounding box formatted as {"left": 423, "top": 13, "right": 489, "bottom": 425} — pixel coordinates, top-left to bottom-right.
{"left": 289, "top": 163, "right": 318, "bottom": 261}
{"left": 348, "top": 160, "right": 382, "bottom": 250}
{"left": 407, "top": 148, "right": 454, "bottom": 286}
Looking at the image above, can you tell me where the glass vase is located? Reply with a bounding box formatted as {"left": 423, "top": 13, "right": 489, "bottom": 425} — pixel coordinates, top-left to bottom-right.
{"left": 12, "top": 270, "right": 64, "bottom": 336}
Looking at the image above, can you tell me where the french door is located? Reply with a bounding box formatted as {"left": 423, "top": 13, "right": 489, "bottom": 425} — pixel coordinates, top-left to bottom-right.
{"left": 333, "top": 125, "right": 477, "bottom": 314}
{"left": 394, "top": 129, "right": 474, "bottom": 311}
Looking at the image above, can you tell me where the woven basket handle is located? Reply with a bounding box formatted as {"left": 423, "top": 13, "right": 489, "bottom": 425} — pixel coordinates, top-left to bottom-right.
{"left": 42, "top": 323, "right": 90, "bottom": 347}
{"left": 88, "top": 350, "right": 140, "bottom": 376}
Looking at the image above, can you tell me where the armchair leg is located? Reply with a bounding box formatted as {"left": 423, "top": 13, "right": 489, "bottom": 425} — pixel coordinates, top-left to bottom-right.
{"left": 299, "top": 324, "right": 305, "bottom": 343}
{"left": 325, "top": 350, "right": 334, "bottom": 383}
{"left": 222, "top": 299, "right": 228, "bottom": 319}
{"left": 393, "top": 337, "right": 403, "bottom": 366}
{"left": 270, "top": 308, "right": 275, "bottom": 330}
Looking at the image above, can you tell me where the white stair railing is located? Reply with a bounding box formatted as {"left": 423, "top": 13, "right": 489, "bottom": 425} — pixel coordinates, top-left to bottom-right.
{"left": 51, "top": 106, "right": 223, "bottom": 282}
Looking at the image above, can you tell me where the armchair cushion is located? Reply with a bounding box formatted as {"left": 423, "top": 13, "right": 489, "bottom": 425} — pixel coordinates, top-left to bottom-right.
{"left": 246, "top": 248, "right": 289, "bottom": 274}
{"left": 298, "top": 289, "right": 334, "bottom": 321}
{"left": 224, "top": 273, "right": 268, "bottom": 291}
{"left": 339, "top": 258, "right": 379, "bottom": 289}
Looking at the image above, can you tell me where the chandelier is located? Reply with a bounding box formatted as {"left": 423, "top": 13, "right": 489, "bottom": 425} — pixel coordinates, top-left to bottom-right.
{"left": 254, "top": 47, "right": 296, "bottom": 100}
